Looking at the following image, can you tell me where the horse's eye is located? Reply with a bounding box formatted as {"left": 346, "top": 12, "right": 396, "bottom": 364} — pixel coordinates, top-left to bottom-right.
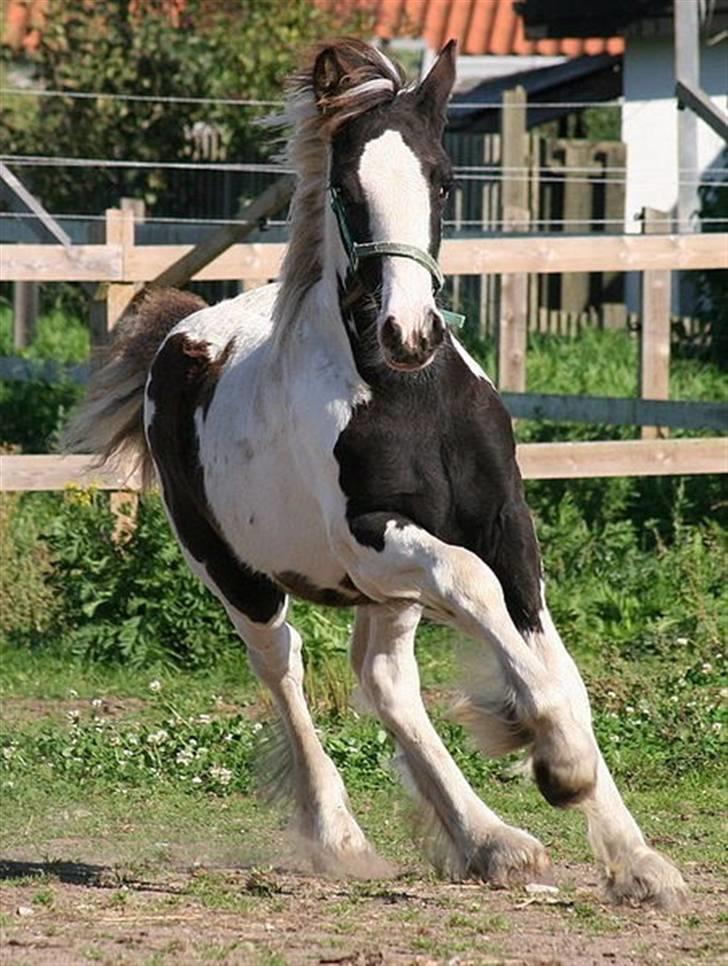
{"left": 439, "top": 182, "right": 452, "bottom": 201}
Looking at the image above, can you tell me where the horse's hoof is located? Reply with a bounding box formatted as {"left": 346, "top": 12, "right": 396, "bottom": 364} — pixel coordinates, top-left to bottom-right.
{"left": 311, "top": 843, "right": 395, "bottom": 880}
{"left": 293, "top": 812, "right": 394, "bottom": 879}
{"left": 464, "top": 825, "right": 553, "bottom": 888}
{"left": 604, "top": 848, "right": 687, "bottom": 910}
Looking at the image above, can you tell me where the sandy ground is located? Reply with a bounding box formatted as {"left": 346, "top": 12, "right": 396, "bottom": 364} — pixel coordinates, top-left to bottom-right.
{"left": 0, "top": 859, "right": 724, "bottom": 965}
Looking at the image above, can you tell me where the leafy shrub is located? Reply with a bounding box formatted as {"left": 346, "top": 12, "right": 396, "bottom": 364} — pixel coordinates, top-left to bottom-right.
{"left": 0, "top": 303, "right": 90, "bottom": 363}
{"left": 42, "top": 490, "right": 241, "bottom": 668}
{"left": 0, "top": 304, "right": 87, "bottom": 452}
{"left": 0, "top": 494, "right": 55, "bottom": 637}
{"left": 0, "top": 379, "right": 84, "bottom": 453}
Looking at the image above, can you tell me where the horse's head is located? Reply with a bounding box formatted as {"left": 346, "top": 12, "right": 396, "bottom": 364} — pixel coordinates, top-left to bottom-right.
{"left": 312, "top": 40, "right": 456, "bottom": 372}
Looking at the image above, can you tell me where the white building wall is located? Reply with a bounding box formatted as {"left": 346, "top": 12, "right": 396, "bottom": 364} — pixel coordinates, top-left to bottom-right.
{"left": 623, "top": 37, "right": 727, "bottom": 230}
{"left": 622, "top": 37, "right": 726, "bottom": 311}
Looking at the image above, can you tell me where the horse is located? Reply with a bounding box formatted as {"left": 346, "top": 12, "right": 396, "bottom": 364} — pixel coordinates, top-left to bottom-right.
{"left": 64, "top": 38, "right": 686, "bottom": 907}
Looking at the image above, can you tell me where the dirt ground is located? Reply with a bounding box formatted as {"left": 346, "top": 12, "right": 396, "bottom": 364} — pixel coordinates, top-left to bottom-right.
{"left": 0, "top": 859, "right": 724, "bottom": 965}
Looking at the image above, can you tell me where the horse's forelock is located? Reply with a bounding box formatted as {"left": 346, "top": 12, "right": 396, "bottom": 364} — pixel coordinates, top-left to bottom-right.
{"left": 289, "top": 39, "right": 405, "bottom": 136}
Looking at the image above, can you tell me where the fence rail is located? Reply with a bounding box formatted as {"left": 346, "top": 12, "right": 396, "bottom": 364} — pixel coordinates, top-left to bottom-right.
{"left": 2, "top": 439, "right": 726, "bottom": 492}
{"left": 2, "top": 232, "right": 726, "bottom": 283}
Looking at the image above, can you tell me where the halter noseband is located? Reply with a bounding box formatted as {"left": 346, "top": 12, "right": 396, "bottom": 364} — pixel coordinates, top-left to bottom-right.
{"left": 330, "top": 186, "right": 465, "bottom": 328}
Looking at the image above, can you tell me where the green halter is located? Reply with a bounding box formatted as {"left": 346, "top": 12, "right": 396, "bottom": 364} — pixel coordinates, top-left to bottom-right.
{"left": 329, "top": 186, "right": 465, "bottom": 329}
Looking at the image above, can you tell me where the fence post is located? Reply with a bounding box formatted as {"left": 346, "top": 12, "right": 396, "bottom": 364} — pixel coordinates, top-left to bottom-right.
{"left": 498, "top": 86, "right": 529, "bottom": 392}
{"left": 640, "top": 207, "right": 671, "bottom": 439}
{"left": 89, "top": 201, "right": 143, "bottom": 345}
{"left": 12, "top": 281, "right": 39, "bottom": 349}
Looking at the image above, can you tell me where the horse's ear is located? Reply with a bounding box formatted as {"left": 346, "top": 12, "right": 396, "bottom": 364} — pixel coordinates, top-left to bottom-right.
{"left": 416, "top": 40, "right": 457, "bottom": 131}
{"left": 312, "top": 46, "right": 347, "bottom": 104}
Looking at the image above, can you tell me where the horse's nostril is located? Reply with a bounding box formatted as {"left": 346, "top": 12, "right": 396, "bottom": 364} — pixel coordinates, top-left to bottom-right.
{"left": 380, "top": 316, "right": 403, "bottom": 351}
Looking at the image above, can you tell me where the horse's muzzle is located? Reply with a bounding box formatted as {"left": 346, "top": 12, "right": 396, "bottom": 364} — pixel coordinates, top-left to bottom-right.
{"left": 380, "top": 310, "right": 445, "bottom": 371}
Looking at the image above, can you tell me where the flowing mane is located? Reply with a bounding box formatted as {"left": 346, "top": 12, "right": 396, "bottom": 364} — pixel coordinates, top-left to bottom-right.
{"left": 272, "top": 40, "right": 406, "bottom": 331}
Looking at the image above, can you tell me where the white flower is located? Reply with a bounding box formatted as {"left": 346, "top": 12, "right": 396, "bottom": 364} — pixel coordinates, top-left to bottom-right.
{"left": 711, "top": 722, "right": 722, "bottom": 734}
{"left": 2, "top": 747, "right": 14, "bottom": 760}
{"left": 91, "top": 698, "right": 103, "bottom": 709}
{"left": 210, "top": 766, "right": 233, "bottom": 786}
{"left": 252, "top": 722, "right": 263, "bottom": 733}
{"left": 68, "top": 689, "right": 79, "bottom": 698}
{"left": 610, "top": 734, "right": 620, "bottom": 743}
{"left": 67, "top": 709, "right": 80, "bottom": 722}
{"left": 176, "top": 748, "right": 195, "bottom": 766}
{"left": 147, "top": 730, "right": 169, "bottom": 746}
{"left": 190, "top": 776, "right": 202, "bottom": 785}
{"left": 606, "top": 690, "right": 617, "bottom": 699}
{"left": 197, "top": 714, "right": 212, "bottom": 724}
{"left": 626, "top": 705, "right": 635, "bottom": 714}
{"left": 702, "top": 663, "right": 713, "bottom": 674}
{"left": 675, "top": 637, "right": 689, "bottom": 646}
{"left": 148, "top": 680, "right": 162, "bottom": 693}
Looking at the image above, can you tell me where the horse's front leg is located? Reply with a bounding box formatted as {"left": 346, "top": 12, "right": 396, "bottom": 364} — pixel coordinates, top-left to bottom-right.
{"left": 224, "top": 601, "right": 384, "bottom": 875}
{"left": 336, "top": 513, "right": 597, "bottom": 799}
{"left": 527, "top": 607, "right": 687, "bottom": 909}
{"left": 352, "top": 602, "right": 551, "bottom": 885}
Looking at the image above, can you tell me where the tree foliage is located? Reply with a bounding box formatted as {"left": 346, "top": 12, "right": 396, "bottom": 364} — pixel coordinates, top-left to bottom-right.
{"left": 0, "top": 0, "right": 365, "bottom": 215}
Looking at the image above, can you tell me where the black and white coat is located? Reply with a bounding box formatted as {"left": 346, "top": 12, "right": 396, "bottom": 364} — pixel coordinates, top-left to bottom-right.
{"left": 67, "top": 40, "right": 685, "bottom": 906}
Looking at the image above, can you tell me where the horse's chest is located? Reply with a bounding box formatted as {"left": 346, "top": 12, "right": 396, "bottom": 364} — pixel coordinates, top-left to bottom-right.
{"left": 334, "top": 369, "right": 519, "bottom": 552}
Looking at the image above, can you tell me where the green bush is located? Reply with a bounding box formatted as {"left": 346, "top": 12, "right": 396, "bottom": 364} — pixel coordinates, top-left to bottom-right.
{"left": 0, "top": 379, "right": 84, "bottom": 453}
{"left": 0, "top": 304, "right": 87, "bottom": 452}
{"left": 41, "top": 490, "right": 242, "bottom": 668}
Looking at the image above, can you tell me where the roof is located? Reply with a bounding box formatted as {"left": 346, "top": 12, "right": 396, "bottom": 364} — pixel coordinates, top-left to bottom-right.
{"left": 317, "top": 0, "right": 624, "bottom": 56}
{"left": 3, "top": 0, "right": 47, "bottom": 52}
{"left": 449, "top": 53, "right": 622, "bottom": 133}
{"left": 4, "top": 0, "right": 625, "bottom": 57}
{"left": 2, "top": 0, "right": 184, "bottom": 52}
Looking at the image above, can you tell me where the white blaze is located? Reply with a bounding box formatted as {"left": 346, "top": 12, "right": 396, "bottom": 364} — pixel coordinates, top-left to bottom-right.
{"left": 357, "top": 130, "right": 435, "bottom": 343}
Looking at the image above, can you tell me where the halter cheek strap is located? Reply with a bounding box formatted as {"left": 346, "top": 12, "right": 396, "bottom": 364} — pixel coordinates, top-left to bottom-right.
{"left": 329, "top": 187, "right": 465, "bottom": 329}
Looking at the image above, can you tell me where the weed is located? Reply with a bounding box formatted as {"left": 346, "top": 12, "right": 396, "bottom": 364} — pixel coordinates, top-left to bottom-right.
{"left": 32, "top": 886, "right": 55, "bottom": 908}
{"left": 566, "top": 901, "right": 619, "bottom": 935}
{"left": 257, "top": 950, "right": 288, "bottom": 966}
{"left": 185, "top": 871, "right": 252, "bottom": 913}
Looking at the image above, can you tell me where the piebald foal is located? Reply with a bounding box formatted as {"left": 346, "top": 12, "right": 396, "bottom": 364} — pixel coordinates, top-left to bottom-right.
{"left": 66, "top": 39, "right": 685, "bottom": 907}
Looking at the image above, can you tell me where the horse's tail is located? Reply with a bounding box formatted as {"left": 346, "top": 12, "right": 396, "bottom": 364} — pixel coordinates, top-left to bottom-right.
{"left": 62, "top": 287, "right": 207, "bottom": 489}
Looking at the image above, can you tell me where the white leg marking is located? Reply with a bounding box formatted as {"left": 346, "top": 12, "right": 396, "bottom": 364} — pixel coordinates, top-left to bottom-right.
{"left": 226, "top": 604, "right": 387, "bottom": 875}
{"left": 352, "top": 604, "right": 551, "bottom": 884}
{"left": 159, "top": 521, "right": 381, "bottom": 875}
{"left": 528, "top": 599, "right": 687, "bottom": 908}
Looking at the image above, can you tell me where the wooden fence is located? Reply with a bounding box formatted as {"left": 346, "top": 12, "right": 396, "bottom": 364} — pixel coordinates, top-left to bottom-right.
{"left": 444, "top": 90, "right": 629, "bottom": 337}
{"left": 1, "top": 209, "right": 727, "bottom": 489}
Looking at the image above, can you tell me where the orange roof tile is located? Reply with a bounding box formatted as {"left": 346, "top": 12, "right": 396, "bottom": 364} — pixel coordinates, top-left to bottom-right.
{"left": 3, "top": 0, "right": 47, "bottom": 52}
{"left": 317, "top": 0, "right": 625, "bottom": 57}
{"left": 3, "top": 0, "right": 625, "bottom": 58}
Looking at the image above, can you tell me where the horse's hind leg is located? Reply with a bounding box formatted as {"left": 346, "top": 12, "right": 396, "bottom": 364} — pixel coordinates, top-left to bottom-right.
{"left": 351, "top": 603, "right": 551, "bottom": 885}
{"left": 527, "top": 605, "right": 687, "bottom": 909}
